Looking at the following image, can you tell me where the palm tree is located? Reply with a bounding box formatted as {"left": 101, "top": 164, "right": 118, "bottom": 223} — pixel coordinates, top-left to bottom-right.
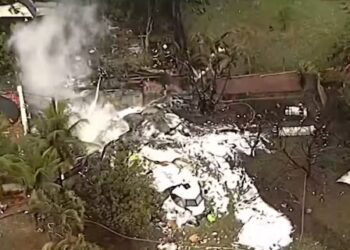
{"left": 0, "top": 136, "right": 62, "bottom": 194}
{"left": 34, "top": 100, "right": 86, "bottom": 162}
{"left": 0, "top": 100, "right": 86, "bottom": 193}
{"left": 33, "top": 100, "right": 87, "bottom": 185}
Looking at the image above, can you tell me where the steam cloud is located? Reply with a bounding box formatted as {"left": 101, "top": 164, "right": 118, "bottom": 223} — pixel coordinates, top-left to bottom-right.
{"left": 10, "top": 3, "right": 103, "bottom": 99}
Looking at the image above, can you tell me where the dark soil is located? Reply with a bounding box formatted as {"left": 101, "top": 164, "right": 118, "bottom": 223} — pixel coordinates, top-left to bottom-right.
{"left": 173, "top": 89, "right": 350, "bottom": 250}
{"left": 245, "top": 147, "right": 350, "bottom": 250}
{"left": 84, "top": 223, "right": 157, "bottom": 250}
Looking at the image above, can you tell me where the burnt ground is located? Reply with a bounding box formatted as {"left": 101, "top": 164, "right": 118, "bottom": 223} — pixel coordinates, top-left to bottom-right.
{"left": 244, "top": 146, "right": 350, "bottom": 250}
{"left": 172, "top": 89, "right": 350, "bottom": 250}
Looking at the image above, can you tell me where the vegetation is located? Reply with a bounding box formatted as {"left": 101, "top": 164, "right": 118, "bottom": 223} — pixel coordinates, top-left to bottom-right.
{"left": 0, "top": 101, "right": 160, "bottom": 247}
{"left": 184, "top": 0, "right": 349, "bottom": 72}
{"left": 0, "top": 32, "right": 15, "bottom": 75}
{"left": 74, "top": 143, "right": 161, "bottom": 237}
{"left": 42, "top": 233, "right": 101, "bottom": 250}
{"left": 30, "top": 188, "right": 85, "bottom": 239}
{"left": 2, "top": 1, "right": 350, "bottom": 249}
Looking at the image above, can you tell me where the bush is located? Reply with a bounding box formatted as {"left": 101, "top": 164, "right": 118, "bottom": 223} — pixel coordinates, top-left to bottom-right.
{"left": 30, "top": 188, "right": 85, "bottom": 238}
{"left": 74, "top": 143, "right": 162, "bottom": 237}
{"left": 42, "top": 233, "right": 102, "bottom": 250}
{"left": 0, "top": 31, "right": 15, "bottom": 76}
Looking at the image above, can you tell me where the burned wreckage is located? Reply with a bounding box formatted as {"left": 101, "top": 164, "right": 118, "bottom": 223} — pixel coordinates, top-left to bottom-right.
{"left": 62, "top": 68, "right": 328, "bottom": 224}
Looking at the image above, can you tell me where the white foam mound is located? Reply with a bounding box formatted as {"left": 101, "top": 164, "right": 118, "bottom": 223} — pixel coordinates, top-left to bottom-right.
{"left": 337, "top": 171, "right": 350, "bottom": 185}
{"left": 144, "top": 130, "right": 293, "bottom": 250}
{"left": 73, "top": 103, "right": 293, "bottom": 250}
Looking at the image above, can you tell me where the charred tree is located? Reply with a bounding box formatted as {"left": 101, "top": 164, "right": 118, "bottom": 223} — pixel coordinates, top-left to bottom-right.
{"left": 172, "top": 0, "right": 187, "bottom": 52}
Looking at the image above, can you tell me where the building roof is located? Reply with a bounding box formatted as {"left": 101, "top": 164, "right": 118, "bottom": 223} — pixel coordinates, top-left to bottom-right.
{"left": 0, "top": 0, "right": 36, "bottom": 18}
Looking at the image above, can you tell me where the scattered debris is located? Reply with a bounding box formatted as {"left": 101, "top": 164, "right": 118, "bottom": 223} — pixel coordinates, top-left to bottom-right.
{"left": 337, "top": 171, "right": 350, "bottom": 185}
{"left": 189, "top": 233, "right": 201, "bottom": 243}
{"left": 278, "top": 125, "right": 316, "bottom": 137}
{"left": 157, "top": 242, "right": 177, "bottom": 250}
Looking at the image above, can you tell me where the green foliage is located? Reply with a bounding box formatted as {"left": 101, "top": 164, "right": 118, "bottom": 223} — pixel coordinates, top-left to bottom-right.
{"left": 74, "top": 143, "right": 161, "bottom": 237}
{"left": 0, "top": 120, "right": 60, "bottom": 192}
{"left": 187, "top": 0, "right": 210, "bottom": 15}
{"left": 185, "top": 0, "right": 348, "bottom": 72}
{"left": 0, "top": 113, "right": 17, "bottom": 155}
{"left": 276, "top": 6, "right": 293, "bottom": 32}
{"left": 0, "top": 100, "right": 87, "bottom": 193}
{"left": 329, "top": 10, "right": 350, "bottom": 68}
{"left": 0, "top": 32, "right": 15, "bottom": 76}
{"left": 30, "top": 188, "right": 85, "bottom": 238}
{"left": 188, "top": 32, "right": 250, "bottom": 75}
{"left": 87, "top": 0, "right": 149, "bottom": 22}
{"left": 0, "top": 149, "right": 61, "bottom": 193}
{"left": 297, "top": 61, "right": 319, "bottom": 74}
{"left": 33, "top": 101, "right": 86, "bottom": 168}
{"left": 42, "top": 233, "right": 102, "bottom": 250}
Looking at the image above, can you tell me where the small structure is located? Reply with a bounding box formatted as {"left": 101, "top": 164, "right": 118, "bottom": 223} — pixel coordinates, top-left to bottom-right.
{"left": 169, "top": 183, "right": 205, "bottom": 216}
{"left": 278, "top": 125, "right": 316, "bottom": 137}
{"left": 284, "top": 104, "right": 307, "bottom": 118}
{"left": 0, "top": 0, "right": 36, "bottom": 19}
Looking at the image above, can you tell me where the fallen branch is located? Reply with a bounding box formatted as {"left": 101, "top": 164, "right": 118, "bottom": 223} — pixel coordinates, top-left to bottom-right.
{"left": 300, "top": 172, "right": 307, "bottom": 241}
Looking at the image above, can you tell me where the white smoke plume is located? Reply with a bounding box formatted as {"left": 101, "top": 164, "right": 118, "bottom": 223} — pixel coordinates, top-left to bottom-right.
{"left": 10, "top": 3, "right": 103, "bottom": 100}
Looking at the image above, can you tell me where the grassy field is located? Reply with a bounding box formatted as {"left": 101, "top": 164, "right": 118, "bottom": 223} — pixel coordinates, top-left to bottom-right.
{"left": 184, "top": 0, "right": 349, "bottom": 72}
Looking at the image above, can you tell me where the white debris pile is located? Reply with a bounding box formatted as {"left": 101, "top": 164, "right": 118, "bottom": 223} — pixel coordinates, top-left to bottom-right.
{"left": 158, "top": 242, "right": 178, "bottom": 250}
{"left": 139, "top": 124, "right": 293, "bottom": 250}
{"left": 74, "top": 101, "right": 293, "bottom": 250}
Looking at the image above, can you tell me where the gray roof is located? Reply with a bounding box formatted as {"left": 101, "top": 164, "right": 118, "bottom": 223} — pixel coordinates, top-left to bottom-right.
{"left": 19, "top": 0, "right": 37, "bottom": 17}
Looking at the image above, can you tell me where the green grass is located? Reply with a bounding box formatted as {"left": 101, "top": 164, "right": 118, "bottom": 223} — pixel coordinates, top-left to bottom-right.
{"left": 184, "top": 0, "right": 348, "bottom": 72}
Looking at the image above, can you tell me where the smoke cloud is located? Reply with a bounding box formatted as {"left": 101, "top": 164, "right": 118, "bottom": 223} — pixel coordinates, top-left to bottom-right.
{"left": 10, "top": 3, "right": 103, "bottom": 99}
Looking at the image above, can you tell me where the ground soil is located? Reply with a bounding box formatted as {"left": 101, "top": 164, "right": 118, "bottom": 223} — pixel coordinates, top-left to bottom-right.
{"left": 0, "top": 213, "right": 48, "bottom": 250}
{"left": 244, "top": 149, "right": 350, "bottom": 250}
{"left": 84, "top": 223, "right": 157, "bottom": 250}
{"left": 173, "top": 88, "right": 350, "bottom": 250}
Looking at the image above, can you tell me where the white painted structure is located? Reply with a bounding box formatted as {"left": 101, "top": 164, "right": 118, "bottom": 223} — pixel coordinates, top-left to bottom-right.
{"left": 284, "top": 105, "right": 307, "bottom": 118}
{"left": 278, "top": 125, "right": 316, "bottom": 137}
{"left": 17, "top": 85, "right": 28, "bottom": 135}
{"left": 0, "top": 0, "right": 36, "bottom": 19}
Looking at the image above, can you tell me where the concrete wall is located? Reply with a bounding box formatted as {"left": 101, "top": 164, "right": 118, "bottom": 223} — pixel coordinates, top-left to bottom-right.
{"left": 104, "top": 89, "right": 143, "bottom": 108}
{"left": 215, "top": 71, "right": 302, "bottom": 99}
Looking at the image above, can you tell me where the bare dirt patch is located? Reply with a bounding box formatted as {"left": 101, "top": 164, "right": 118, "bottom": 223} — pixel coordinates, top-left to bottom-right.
{"left": 0, "top": 213, "right": 48, "bottom": 250}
